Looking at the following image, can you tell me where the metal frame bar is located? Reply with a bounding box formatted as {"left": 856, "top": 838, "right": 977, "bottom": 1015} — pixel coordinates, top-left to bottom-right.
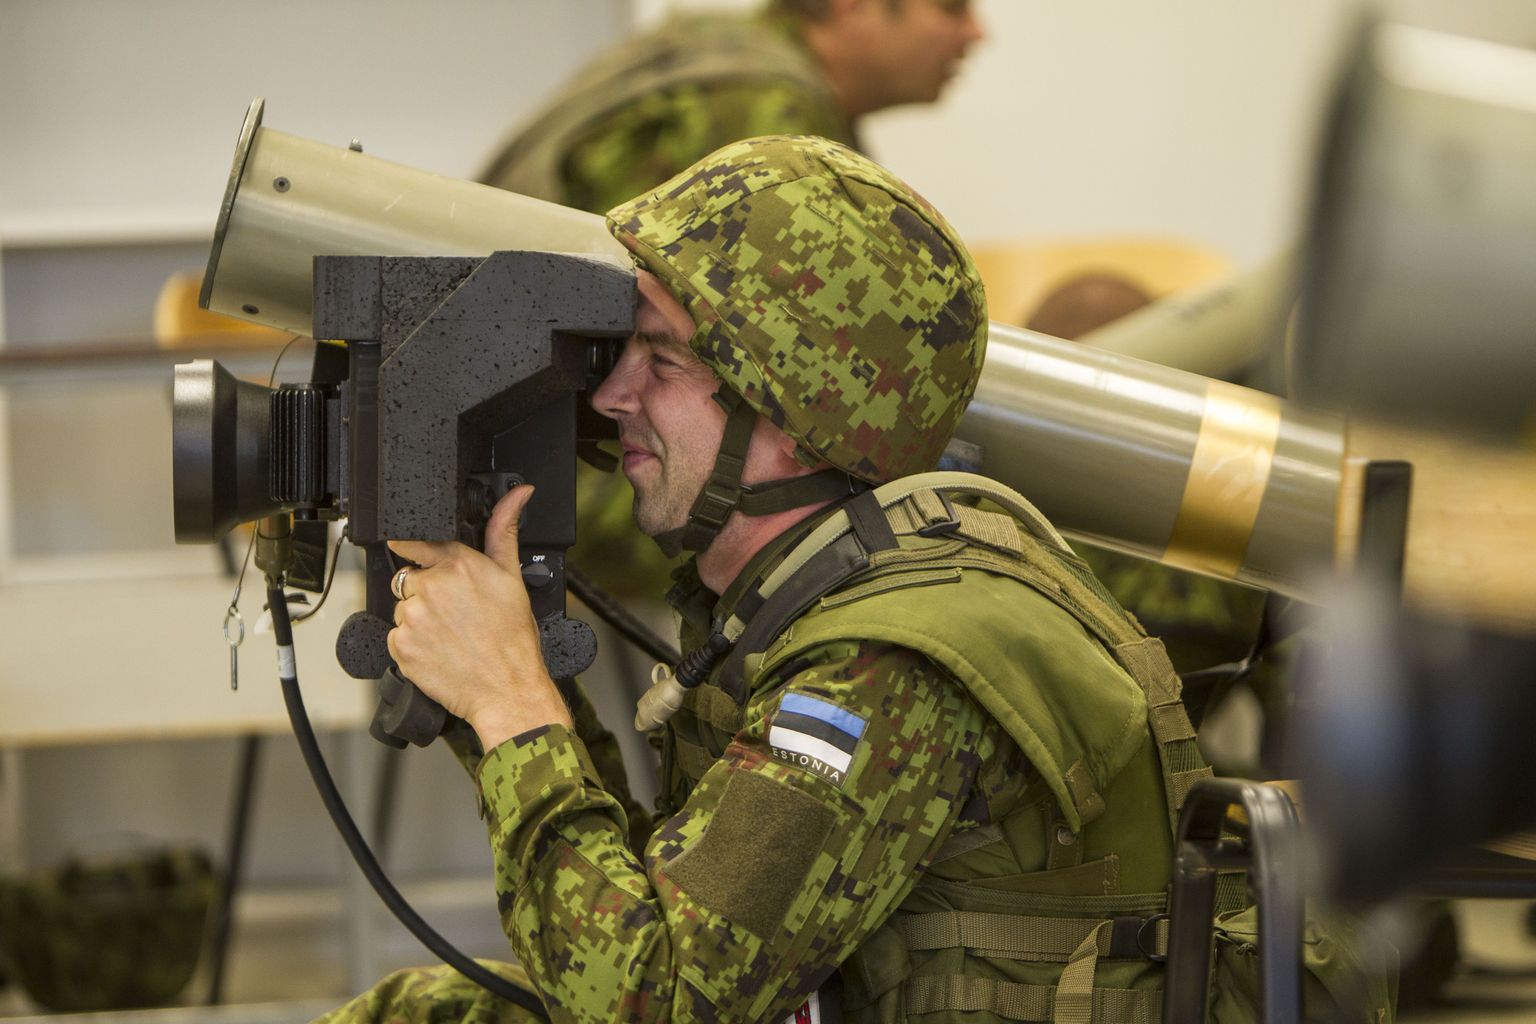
{"left": 1163, "top": 778, "right": 1304, "bottom": 1024}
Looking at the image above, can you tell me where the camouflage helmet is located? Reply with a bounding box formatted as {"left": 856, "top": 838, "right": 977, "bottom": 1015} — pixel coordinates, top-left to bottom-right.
{"left": 607, "top": 135, "right": 987, "bottom": 484}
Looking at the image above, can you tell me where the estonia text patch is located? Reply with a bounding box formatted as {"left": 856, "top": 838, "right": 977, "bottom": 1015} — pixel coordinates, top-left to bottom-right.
{"left": 769, "top": 692, "right": 868, "bottom": 787}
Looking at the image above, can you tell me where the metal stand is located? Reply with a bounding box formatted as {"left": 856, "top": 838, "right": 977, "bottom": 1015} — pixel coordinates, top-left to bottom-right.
{"left": 371, "top": 748, "right": 403, "bottom": 866}
{"left": 1161, "top": 459, "right": 1414, "bottom": 1019}
{"left": 206, "top": 734, "right": 262, "bottom": 1004}
{"left": 1163, "top": 778, "right": 1304, "bottom": 1024}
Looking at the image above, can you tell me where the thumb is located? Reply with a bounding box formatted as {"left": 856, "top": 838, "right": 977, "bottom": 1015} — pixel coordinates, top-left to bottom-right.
{"left": 485, "top": 483, "right": 536, "bottom": 572}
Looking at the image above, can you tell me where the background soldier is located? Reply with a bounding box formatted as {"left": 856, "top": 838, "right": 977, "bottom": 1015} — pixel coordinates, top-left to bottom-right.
{"left": 478, "top": 0, "right": 984, "bottom": 213}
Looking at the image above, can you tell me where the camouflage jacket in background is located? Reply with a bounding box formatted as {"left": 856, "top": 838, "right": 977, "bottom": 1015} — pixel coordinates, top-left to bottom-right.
{"left": 477, "top": 11, "right": 857, "bottom": 216}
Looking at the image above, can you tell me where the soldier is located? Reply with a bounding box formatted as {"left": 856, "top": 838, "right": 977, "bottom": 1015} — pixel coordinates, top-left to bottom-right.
{"left": 320, "top": 138, "right": 1390, "bottom": 1023}
{"left": 479, "top": 0, "right": 985, "bottom": 214}
{"left": 478, "top": 0, "right": 985, "bottom": 599}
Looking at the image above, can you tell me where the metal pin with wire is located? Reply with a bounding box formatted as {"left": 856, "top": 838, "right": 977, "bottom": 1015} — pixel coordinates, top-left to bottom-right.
{"left": 224, "top": 605, "right": 244, "bottom": 691}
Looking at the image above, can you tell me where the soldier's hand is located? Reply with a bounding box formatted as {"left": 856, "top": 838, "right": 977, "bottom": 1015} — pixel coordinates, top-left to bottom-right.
{"left": 386, "top": 484, "right": 572, "bottom": 750}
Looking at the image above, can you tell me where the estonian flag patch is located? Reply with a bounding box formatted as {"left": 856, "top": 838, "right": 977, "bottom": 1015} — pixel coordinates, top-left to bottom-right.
{"left": 769, "top": 692, "right": 868, "bottom": 787}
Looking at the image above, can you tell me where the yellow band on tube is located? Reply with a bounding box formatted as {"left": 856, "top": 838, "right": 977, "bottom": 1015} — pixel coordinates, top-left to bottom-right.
{"left": 1163, "top": 382, "right": 1283, "bottom": 578}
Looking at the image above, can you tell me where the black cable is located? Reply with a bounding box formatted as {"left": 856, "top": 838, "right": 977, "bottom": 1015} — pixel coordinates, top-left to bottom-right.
{"left": 565, "top": 565, "right": 679, "bottom": 666}
{"left": 265, "top": 584, "right": 550, "bottom": 1019}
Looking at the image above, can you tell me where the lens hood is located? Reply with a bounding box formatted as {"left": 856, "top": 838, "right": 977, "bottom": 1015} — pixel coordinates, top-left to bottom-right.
{"left": 173, "top": 359, "right": 279, "bottom": 542}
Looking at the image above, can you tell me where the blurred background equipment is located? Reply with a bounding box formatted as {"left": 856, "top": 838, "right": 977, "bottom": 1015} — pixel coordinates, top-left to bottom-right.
{"left": 1295, "top": 22, "right": 1536, "bottom": 446}
{"left": 970, "top": 237, "right": 1230, "bottom": 340}
{"left": 971, "top": 240, "right": 1290, "bottom": 772}
{"left": 154, "top": 271, "right": 293, "bottom": 351}
{"left": 0, "top": 844, "right": 217, "bottom": 1012}
{"left": 1291, "top": 21, "right": 1536, "bottom": 907}
{"left": 973, "top": 239, "right": 1296, "bottom": 382}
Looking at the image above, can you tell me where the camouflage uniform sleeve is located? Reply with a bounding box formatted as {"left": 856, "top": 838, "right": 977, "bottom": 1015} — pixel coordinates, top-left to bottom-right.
{"left": 443, "top": 679, "right": 654, "bottom": 854}
{"left": 561, "top": 79, "right": 854, "bottom": 215}
{"left": 477, "top": 641, "right": 990, "bottom": 1022}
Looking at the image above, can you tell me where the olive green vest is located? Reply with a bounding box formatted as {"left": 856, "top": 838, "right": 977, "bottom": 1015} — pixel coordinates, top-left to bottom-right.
{"left": 477, "top": 14, "right": 837, "bottom": 203}
{"left": 660, "top": 474, "right": 1216, "bottom": 1022}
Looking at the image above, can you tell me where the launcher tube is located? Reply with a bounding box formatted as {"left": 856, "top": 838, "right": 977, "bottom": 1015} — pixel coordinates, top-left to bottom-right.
{"left": 202, "top": 99, "right": 627, "bottom": 336}
{"left": 957, "top": 323, "right": 1345, "bottom": 599}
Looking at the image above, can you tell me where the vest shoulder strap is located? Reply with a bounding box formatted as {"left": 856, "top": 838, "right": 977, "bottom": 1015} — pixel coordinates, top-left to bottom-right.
{"left": 708, "top": 472, "right": 1211, "bottom": 836}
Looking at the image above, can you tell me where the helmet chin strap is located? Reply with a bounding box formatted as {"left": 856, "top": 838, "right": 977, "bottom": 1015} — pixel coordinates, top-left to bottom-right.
{"left": 651, "top": 389, "right": 865, "bottom": 558}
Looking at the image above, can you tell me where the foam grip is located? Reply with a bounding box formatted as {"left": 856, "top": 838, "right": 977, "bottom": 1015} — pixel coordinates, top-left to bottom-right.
{"left": 336, "top": 610, "right": 393, "bottom": 680}
{"left": 369, "top": 667, "right": 448, "bottom": 749}
{"left": 539, "top": 615, "right": 597, "bottom": 680}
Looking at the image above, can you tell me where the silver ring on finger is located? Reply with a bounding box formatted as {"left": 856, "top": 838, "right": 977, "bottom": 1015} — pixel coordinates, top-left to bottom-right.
{"left": 391, "top": 566, "right": 413, "bottom": 602}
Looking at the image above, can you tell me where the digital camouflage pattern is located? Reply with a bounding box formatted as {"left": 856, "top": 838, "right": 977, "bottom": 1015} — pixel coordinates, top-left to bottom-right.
{"left": 494, "top": 646, "right": 999, "bottom": 1022}
{"left": 558, "top": 78, "right": 852, "bottom": 217}
{"left": 320, "top": 638, "right": 1004, "bottom": 1023}
{"left": 317, "top": 961, "right": 541, "bottom": 1024}
{"left": 609, "top": 135, "right": 988, "bottom": 484}
{"left": 440, "top": 679, "right": 655, "bottom": 856}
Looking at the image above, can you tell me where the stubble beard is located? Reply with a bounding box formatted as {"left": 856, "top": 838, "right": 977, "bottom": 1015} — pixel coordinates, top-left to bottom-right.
{"left": 621, "top": 407, "right": 723, "bottom": 541}
{"left": 631, "top": 473, "right": 682, "bottom": 538}
{"left": 627, "top": 440, "right": 696, "bottom": 539}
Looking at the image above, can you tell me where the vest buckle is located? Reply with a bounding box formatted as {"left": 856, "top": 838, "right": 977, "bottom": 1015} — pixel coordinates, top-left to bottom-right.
{"left": 1107, "top": 913, "right": 1170, "bottom": 962}
{"left": 915, "top": 491, "right": 962, "bottom": 537}
{"left": 1138, "top": 913, "right": 1170, "bottom": 963}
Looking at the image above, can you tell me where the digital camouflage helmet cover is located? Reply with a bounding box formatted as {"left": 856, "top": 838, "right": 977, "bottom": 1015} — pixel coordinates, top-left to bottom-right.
{"left": 608, "top": 134, "right": 987, "bottom": 496}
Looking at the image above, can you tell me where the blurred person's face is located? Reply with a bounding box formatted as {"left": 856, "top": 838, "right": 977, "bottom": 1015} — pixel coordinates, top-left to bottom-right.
{"left": 861, "top": 0, "right": 985, "bottom": 107}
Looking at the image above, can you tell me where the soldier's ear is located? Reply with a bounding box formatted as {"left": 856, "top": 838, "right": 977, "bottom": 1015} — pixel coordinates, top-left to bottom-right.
{"left": 747, "top": 414, "right": 821, "bottom": 477}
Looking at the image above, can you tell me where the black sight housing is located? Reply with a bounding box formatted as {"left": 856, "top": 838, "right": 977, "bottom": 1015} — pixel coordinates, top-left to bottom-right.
{"left": 172, "top": 250, "right": 633, "bottom": 746}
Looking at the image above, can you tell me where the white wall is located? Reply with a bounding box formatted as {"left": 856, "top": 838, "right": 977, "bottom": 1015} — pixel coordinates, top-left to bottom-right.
{"left": 642, "top": 0, "right": 1536, "bottom": 267}
{"left": 0, "top": 0, "right": 629, "bottom": 243}
{"left": 866, "top": 0, "right": 1350, "bottom": 266}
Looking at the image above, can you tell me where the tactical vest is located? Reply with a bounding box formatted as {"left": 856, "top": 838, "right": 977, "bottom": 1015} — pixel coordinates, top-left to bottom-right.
{"left": 658, "top": 473, "right": 1221, "bottom": 1022}
{"left": 476, "top": 15, "right": 842, "bottom": 203}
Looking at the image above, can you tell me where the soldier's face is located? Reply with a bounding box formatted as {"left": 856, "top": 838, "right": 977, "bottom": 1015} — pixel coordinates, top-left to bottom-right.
{"left": 591, "top": 271, "right": 726, "bottom": 537}
{"left": 866, "top": 0, "right": 985, "bottom": 105}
